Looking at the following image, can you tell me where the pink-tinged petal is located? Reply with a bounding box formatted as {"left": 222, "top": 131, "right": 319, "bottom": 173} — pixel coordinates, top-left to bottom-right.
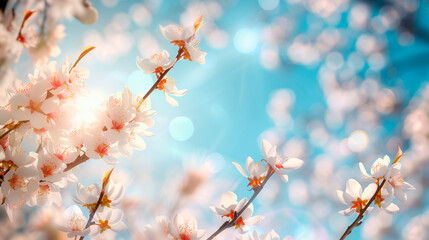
{"left": 261, "top": 139, "right": 272, "bottom": 158}
{"left": 30, "top": 81, "right": 49, "bottom": 101}
{"left": 136, "top": 56, "right": 156, "bottom": 73}
{"left": 41, "top": 97, "right": 59, "bottom": 113}
{"left": 170, "top": 89, "right": 188, "bottom": 97}
{"left": 197, "top": 229, "right": 205, "bottom": 238}
{"left": 382, "top": 201, "right": 399, "bottom": 214}
{"left": 339, "top": 208, "right": 354, "bottom": 216}
{"left": 245, "top": 157, "right": 254, "bottom": 172}
{"left": 221, "top": 191, "right": 237, "bottom": 207}
{"left": 358, "top": 162, "right": 374, "bottom": 182}
{"left": 394, "top": 189, "right": 407, "bottom": 202}
{"left": 113, "top": 221, "right": 127, "bottom": 232}
{"left": 164, "top": 92, "right": 179, "bottom": 107}
{"left": 102, "top": 155, "right": 119, "bottom": 165}
{"left": 337, "top": 190, "right": 347, "bottom": 205}
{"left": 245, "top": 215, "right": 264, "bottom": 225}
{"left": 277, "top": 171, "right": 288, "bottom": 183}
{"left": 185, "top": 43, "right": 207, "bottom": 64}
{"left": 232, "top": 162, "right": 248, "bottom": 178}
{"left": 0, "top": 109, "right": 11, "bottom": 124}
{"left": 282, "top": 158, "right": 304, "bottom": 169}
{"left": 362, "top": 183, "right": 377, "bottom": 200}
{"left": 159, "top": 25, "right": 182, "bottom": 41}
{"left": 30, "top": 111, "right": 47, "bottom": 129}
{"left": 346, "top": 179, "right": 362, "bottom": 199}
{"left": 86, "top": 150, "right": 100, "bottom": 159}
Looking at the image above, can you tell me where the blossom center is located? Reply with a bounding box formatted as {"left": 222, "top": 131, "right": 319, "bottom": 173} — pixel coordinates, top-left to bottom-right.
{"left": 247, "top": 176, "right": 266, "bottom": 188}
{"left": 234, "top": 216, "right": 245, "bottom": 229}
{"left": 95, "top": 143, "right": 110, "bottom": 158}
{"left": 97, "top": 219, "right": 111, "bottom": 233}
{"left": 222, "top": 210, "right": 235, "bottom": 220}
{"left": 350, "top": 197, "right": 368, "bottom": 213}
{"left": 8, "top": 173, "right": 27, "bottom": 190}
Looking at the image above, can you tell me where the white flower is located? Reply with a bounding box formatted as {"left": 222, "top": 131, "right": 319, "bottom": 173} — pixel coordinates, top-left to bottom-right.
{"left": 157, "top": 77, "right": 188, "bottom": 107}
{"left": 359, "top": 155, "right": 390, "bottom": 182}
{"left": 73, "top": 180, "right": 123, "bottom": 211}
{"left": 9, "top": 81, "right": 59, "bottom": 129}
{"left": 72, "top": 183, "right": 100, "bottom": 209}
{"left": 237, "top": 230, "right": 280, "bottom": 240}
{"left": 84, "top": 131, "right": 119, "bottom": 164}
{"left": 373, "top": 187, "right": 400, "bottom": 214}
{"left": 210, "top": 191, "right": 264, "bottom": 233}
{"left": 90, "top": 208, "right": 127, "bottom": 239}
{"left": 168, "top": 214, "right": 205, "bottom": 240}
{"left": 136, "top": 50, "right": 174, "bottom": 74}
{"left": 234, "top": 203, "right": 264, "bottom": 233}
{"left": 261, "top": 139, "right": 303, "bottom": 183}
{"left": 233, "top": 157, "right": 268, "bottom": 188}
{"left": 210, "top": 191, "right": 247, "bottom": 220}
{"left": 384, "top": 163, "right": 415, "bottom": 202}
{"left": 159, "top": 15, "right": 206, "bottom": 64}
{"left": 56, "top": 205, "right": 90, "bottom": 238}
{"left": 337, "top": 179, "right": 377, "bottom": 216}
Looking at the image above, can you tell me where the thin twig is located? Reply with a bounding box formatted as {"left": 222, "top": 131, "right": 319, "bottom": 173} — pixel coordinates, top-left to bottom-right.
{"left": 206, "top": 168, "right": 275, "bottom": 240}
{"left": 339, "top": 179, "right": 387, "bottom": 240}
{"left": 0, "top": 121, "right": 25, "bottom": 140}
{"left": 64, "top": 154, "right": 89, "bottom": 172}
{"left": 79, "top": 190, "right": 104, "bottom": 240}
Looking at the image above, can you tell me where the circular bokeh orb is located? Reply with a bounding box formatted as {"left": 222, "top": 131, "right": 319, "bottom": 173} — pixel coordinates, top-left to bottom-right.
{"left": 169, "top": 116, "right": 194, "bottom": 141}
{"left": 234, "top": 28, "right": 259, "bottom": 54}
{"left": 348, "top": 130, "right": 369, "bottom": 152}
{"left": 127, "top": 70, "right": 153, "bottom": 95}
{"left": 204, "top": 153, "right": 225, "bottom": 173}
{"left": 258, "top": 0, "right": 279, "bottom": 11}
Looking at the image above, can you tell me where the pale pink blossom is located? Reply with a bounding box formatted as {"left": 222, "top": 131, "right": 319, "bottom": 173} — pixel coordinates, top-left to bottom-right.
{"left": 337, "top": 179, "right": 377, "bottom": 216}
{"left": 168, "top": 214, "right": 205, "bottom": 240}
{"left": 136, "top": 50, "right": 174, "bottom": 74}
{"left": 233, "top": 157, "right": 268, "bottom": 188}
{"left": 261, "top": 139, "right": 303, "bottom": 183}
{"left": 56, "top": 205, "right": 90, "bottom": 238}
{"left": 385, "top": 163, "right": 415, "bottom": 202}
{"left": 359, "top": 155, "right": 390, "bottom": 182}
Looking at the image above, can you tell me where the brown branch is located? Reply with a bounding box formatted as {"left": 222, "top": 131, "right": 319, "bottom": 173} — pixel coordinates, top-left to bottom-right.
{"left": 64, "top": 154, "right": 89, "bottom": 172}
{"left": 79, "top": 190, "right": 104, "bottom": 240}
{"left": 206, "top": 168, "right": 275, "bottom": 240}
{"left": 140, "top": 48, "right": 183, "bottom": 103}
{"left": 339, "top": 179, "right": 387, "bottom": 240}
{"left": 0, "top": 121, "right": 25, "bottom": 140}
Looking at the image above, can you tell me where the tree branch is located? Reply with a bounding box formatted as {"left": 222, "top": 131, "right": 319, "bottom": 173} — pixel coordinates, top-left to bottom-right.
{"left": 206, "top": 168, "right": 275, "bottom": 240}
{"left": 339, "top": 179, "right": 387, "bottom": 240}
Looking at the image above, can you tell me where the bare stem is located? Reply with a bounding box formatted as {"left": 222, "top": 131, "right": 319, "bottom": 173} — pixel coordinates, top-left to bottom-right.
{"left": 206, "top": 168, "right": 275, "bottom": 240}
{"left": 64, "top": 154, "right": 89, "bottom": 172}
{"left": 79, "top": 190, "right": 104, "bottom": 240}
{"left": 0, "top": 121, "right": 25, "bottom": 140}
{"left": 339, "top": 179, "right": 386, "bottom": 240}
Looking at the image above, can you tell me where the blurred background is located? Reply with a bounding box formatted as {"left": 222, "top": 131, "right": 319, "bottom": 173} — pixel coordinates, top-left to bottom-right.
{"left": 5, "top": 0, "right": 429, "bottom": 239}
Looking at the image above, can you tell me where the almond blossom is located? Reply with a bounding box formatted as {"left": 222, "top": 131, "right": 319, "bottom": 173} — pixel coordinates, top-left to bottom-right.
{"left": 359, "top": 155, "right": 390, "bottom": 183}
{"left": 168, "top": 214, "right": 205, "bottom": 240}
{"left": 372, "top": 188, "right": 400, "bottom": 214}
{"left": 73, "top": 180, "right": 123, "bottom": 211}
{"left": 84, "top": 131, "right": 119, "bottom": 165}
{"left": 28, "top": 23, "right": 66, "bottom": 67}
{"left": 157, "top": 77, "right": 188, "bottom": 107}
{"left": 159, "top": 15, "right": 206, "bottom": 64}
{"left": 261, "top": 139, "right": 303, "bottom": 183}
{"left": 237, "top": 230, "right": 281, "bottom": 240}
{"left": 384, "top": 163, "right": 415, "bottom": 202}
{"left": 337, "top": 179, "right": 377, "bottom": 216}
{"left": 89, "top": 208, "right": 127, "bottom": 239}
{"left": 136, "top": 50, "right": 173, "bottom": 74}
{"left": 210, "top": 191, "right": 264, "bottom": 233}
{"left": 56, "top": 205, "right": 90, "bottom": 238}
{"left": 233, "top": 157, "right": 268, "bottom": 188}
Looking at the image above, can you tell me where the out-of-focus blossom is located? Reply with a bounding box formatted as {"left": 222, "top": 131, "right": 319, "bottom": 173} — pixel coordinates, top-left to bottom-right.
{"left": 56, "top": 205, "right": 90, "bottom": 238}
{"left": 236, "top": 230, "right": 280, "bottom": 240}
{"left": 28, "top": 24, "right": 65, "bottom": 67}
{"left": 168, "top": 214, "right": 205, "bottom": 240}
{"left": 337, "top": 179, "right": 376, "bottom": 216}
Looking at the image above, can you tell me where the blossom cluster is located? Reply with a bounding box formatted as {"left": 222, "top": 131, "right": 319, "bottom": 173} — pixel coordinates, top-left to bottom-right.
{"left": 337, "top": 148, "right": 415, "bottom": 235}
{"left": 140, "top": 139, "right": 303, "bottom": 239}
